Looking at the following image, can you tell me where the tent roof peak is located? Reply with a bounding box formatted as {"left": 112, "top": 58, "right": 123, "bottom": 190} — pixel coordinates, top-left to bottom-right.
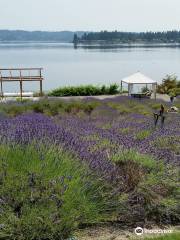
{"left": 121, "top": 72, "right": 157, "bottom": 84}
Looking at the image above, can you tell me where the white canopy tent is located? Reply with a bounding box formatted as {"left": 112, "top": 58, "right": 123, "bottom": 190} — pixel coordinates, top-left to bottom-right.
{"left": 121, "top": 72, "right": 157, "bottom": 99}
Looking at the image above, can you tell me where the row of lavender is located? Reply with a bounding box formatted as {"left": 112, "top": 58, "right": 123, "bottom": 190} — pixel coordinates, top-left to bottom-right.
{"left": 0, "top": 113, "right": 118, "bottom": 182}
{"left": 0, "top": 98, "right": 179, "bottom": 182}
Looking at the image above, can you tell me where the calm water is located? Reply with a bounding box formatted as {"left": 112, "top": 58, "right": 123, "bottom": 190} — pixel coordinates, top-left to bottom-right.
{"left": 0, "top": 42, "right": 180, "bottom": 92}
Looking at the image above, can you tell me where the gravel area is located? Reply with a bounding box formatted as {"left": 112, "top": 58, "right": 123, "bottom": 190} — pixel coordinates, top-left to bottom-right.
{"left": 0, "top": 94, "right": 177, "bottom": 103}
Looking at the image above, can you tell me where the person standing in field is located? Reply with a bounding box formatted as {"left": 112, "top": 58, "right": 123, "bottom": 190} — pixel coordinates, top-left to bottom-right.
{"left": 159, "top": 104, "right": 165, "bottom": 116}
{"left": 154, "top": 104, "right": 165, "bottom": 128}
{"left": 170, "top": 95, "right": 174, "bottom": 103}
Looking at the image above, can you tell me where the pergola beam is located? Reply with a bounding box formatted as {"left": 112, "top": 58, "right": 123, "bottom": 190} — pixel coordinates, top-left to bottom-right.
{"left": 0, "top": 68, "right": 44, "bottom": 100}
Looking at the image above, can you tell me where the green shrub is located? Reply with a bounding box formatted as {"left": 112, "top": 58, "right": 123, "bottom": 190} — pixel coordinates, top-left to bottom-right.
{"left": 2, "top": 105, "right": 27, "bottom": 117}
{"left": 48, "top": 84, "right": 120, "bottom": 97}
{"left": 111, "top": 149, "right": 179, "bottom": 224}
{"left": 0, "top": 144, "right": 111, "bottom": 240}
{"left": 0, "top": 99, "right": 100, "bottom": 117}
{"left": 109, "top": 84, "right": 119, "bottom": 95}
{"left": 136, "top": 164, "right": 180, "bottom": 223}
{"left": 112, "top": 149, "right": 158, "bottom": 169}
{"left": 111, "top": 149, "right": 158, "bottom": 190}
{"left": 168, "top": 88, "right": 180, "bottom": 97}
{"left": 141, "top": 86, "right": 150, "bottom": 93}
{"left": 64, "top": 101, "right": 99, "bottom": 115}
{"left": 157, "top": 75, "right": 180, "bottom": 94}
{"left": 31, "top": 103, "right": 44, "bottom": 113}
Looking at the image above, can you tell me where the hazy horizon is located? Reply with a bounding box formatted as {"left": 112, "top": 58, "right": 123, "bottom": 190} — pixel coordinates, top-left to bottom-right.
{"left": 0, "top": 29, "right": 180, "bottom": 33}
{"left": 0, "top": 0, "right": 180, "bottom": 32}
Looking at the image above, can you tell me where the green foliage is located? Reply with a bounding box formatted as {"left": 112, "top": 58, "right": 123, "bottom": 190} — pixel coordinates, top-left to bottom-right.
{"left": 108, "top": 102, "right": 131, "bottom": 114}
{"left": 108, "top": 84, "right": 119, "bottom": 94}
{"left": 153, "top": 136, "right": 180, "bottom": 155}
{"left": 120, "top": 127, "right": 131, "bottom": 134}
{"left": 111, "top": 149, "right": 158, "bottom": 192}
{"left": 151, "top": 103, "right": 161, "bottom": 110}
{"left": 64, "top": 101, "right": 99, "bottom": 115}
{"left": 31, "top": 103, "right": 45, "bottom": 113}
{"left": 108, "top": 101, "right": 151, "bottom": 115}
{"left": 16, "top": 98, "right": 31, "bottom": 103}
{"left": 111, "top": 149, "right": 179, "bottom": 224}
{"left": 157, "top": 75, "right": 180, "bottom": 94}
{"left": 48, "top": 84, "right": 120, "bottom": 97}
{"left": 2, "top": 105, "right": 27, "bottom": 117}
{"left": 135, "top": 130, "right": 152, "bottom": 140}
{"left": 112, "top": 149, "right": 158, "bottom": 170}
{"left": 73, "top": 33, "right": 79, "bottom": 44}
{"left": 88, "top": 138, "right": 115, "bottom": 154}
{"left": 80, "top": 30, "right": 180, "bottom": 43}
{"left": 0, "top": 144, "right": 112, "bottom": 240}
{"left": 0, "top": 97, "right": 172, "bottom": 118}
{"left": 141, "top": 86, "right": 150, "bottom": 93}
{"left": 0, "top": 99, "right": 100, "bottom": 117}
{"left": 136, "top": 164, "right": 180, "bottom": 223}
{"left": 142, "top": 233, "right": 180, "bottom": 240}
{"left": 168, "top": 87, "right": 180, "bottom": 97}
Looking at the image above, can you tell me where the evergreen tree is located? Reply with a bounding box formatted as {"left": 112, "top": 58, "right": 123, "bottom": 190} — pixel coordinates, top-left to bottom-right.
{"left": 80, "top": 31, "right": 180, "bottom": 43}
{"left": 73, "top": 33, "right": 78, "bottom": 44}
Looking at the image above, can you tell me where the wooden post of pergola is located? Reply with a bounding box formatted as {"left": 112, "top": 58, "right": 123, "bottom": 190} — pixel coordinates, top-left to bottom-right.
{"left": 39, "top": 68, "right": 43, "bottom": 96}
{"left": 0, "top": 68, "right": 44, "bottom": 100}
{"left": 0, "top": 70, "right": 3, "bottom": 99}
{"left": 19, "top": 69, "right": 23, "bottom": 100}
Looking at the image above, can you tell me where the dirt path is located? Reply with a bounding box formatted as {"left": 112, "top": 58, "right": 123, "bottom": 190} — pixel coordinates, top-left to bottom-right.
{"left": 48, "top": 93, "right": 172, "bottom": 102}
{"left": 0, "top": 93, "right": 175, "bottom": 103}
{"left": 74, "top": 225, "right": 179, "bottom": 240}
{"left": 75, "top": 226, "right": 134, "bottom": 240}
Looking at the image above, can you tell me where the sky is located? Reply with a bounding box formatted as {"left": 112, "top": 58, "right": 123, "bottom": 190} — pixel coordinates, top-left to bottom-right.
{"left": 0, "top": 0, "right": 180, "bottom": 32}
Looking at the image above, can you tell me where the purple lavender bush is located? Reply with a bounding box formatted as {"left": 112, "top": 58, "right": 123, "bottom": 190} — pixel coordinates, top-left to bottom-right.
{"left": 0, "top": 96, "right": 179, "bottom": 235}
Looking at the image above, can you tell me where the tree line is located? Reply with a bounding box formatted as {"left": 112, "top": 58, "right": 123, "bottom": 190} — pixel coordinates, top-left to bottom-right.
{"left": 75, "top": 31, "right": 180, "bottom": 43}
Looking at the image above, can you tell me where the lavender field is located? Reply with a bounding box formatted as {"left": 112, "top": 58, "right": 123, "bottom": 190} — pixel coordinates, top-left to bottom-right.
{"left": 0, "top": 96, "right": 179, "bottom": 239}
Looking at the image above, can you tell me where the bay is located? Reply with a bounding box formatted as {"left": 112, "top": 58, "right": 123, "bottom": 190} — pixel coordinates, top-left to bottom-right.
{"left": 0, "top": 42, "right": 179, "bottom": 92}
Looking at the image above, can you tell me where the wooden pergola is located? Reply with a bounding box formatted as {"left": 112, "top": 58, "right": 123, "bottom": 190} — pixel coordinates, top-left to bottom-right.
{"left": 0, "top": 68, "right": 43, "bottom": 100}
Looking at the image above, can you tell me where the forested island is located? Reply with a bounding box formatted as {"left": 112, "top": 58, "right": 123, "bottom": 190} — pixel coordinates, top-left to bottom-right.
{"left": 1, "top": 30, "right": 180, "bottom": 44}
{"left": 74, "top": 30, "right": 180, "bottom": 45}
